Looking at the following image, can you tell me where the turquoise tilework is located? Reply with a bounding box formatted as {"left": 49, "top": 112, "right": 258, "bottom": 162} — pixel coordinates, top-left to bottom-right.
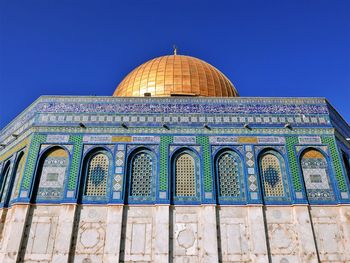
{"left": 22, "top": 134, "right": 47, "bottom": 190}
{"left": 68, "top": 135, "right": 83, "bottom": 190}
{"left": 322, "top": 136, "right": 347, "bottom": 192}
{"left": 196, "top": 136, "right": 212, "bottom": 192}
{"left": 159, "top": 136, "right": 173, "bottom": 191}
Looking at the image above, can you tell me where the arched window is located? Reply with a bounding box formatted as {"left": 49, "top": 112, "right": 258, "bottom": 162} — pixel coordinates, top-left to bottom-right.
{"left": 0, "top": 161, "right": 11, "bottom": 204}
{"left": 176, "top": 153, "right": 195, "bottom": 196}
{"left": 300, "top": 148, "right": 334, "bottom": 201}
{"left": 259, "top": 151, "right": 285, "bottom": 198}
{"left": 173, "top": 150, "right": 200, "bottom": 203}
{"left": 216, "top": 151, "right": 243, "bottom": 200}
{"left": 342, "top": 152, "right": 350, "bottom": 183}
{"left": 84, "top": 152, "right": 109, "bottom": 197}
{"left": 130, "top": 151, "right": 153, "bottom": 196}
{"left": 10, "top": 152, "right": 25, "bottom": 202}
{"left": 127, "top": 149, "right": 156, "bottom": 203}
{"left": 35, "top": 147, "right": 69, "bottom": 201}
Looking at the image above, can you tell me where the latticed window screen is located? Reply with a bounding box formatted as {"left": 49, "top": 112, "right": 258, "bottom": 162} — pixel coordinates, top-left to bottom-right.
{"left": 85, "top": 153, "right": 109, "bottom": 196}
{"left": 342, "top": 153, "right": 350, "bottom": 182}
{"left": 175, "top": 153, "right": 196, "bottom": 196}
{"left": 0, "top": 164, "right": 11, "bottom": 203}
{"left": 217, "top": 152, "right": 240, "bottom": 197}
{"left": 130, "top": 152, "right": 153, "bottom": 196}
{"left": 260, "top": 153, "right": 284, "bottom": 197}
{"left": 11, "top": 155, "right": 24, "bottom": 200}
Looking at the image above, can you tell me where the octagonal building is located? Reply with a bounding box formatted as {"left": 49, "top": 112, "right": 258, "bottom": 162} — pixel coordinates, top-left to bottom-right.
{"left": 1, "top": 54, "right": 350, "bottom": 262}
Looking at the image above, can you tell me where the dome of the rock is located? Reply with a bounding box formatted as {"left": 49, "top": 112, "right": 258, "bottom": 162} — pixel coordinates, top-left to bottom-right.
{"left": 113, "top": 55, "right": 238, "bottom": 97}
{"left": 2, "top": 50, "right": 350, "bottom": 263}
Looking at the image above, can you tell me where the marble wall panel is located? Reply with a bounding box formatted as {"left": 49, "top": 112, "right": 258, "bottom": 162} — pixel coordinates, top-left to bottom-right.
{"left": 311, "top": 206, "right": 350, "bottom": 262}
{"left": 265, "top": 206, "right": 318, "bottom": 263}
{"left": 72, "top": 206, "right": 107, "bottom": 263}
{"left": 172, "top": 206, "right": 200, "bottom": 263}
{"left": 121, "top": 206, "right": 154, "bottom": 262}
{"left": 20, "top": 205, "right": 61, "bottom": 262}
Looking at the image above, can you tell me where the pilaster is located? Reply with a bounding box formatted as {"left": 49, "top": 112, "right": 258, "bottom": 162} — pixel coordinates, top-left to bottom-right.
{"left": 52, "top": 204, "right": 77, "bottom": 262}
{"left": 103, "top": 205, "right": 124, "bottom": 262}
{"left": 293, "top": 205, "right": 318, "bottom": 262}
{"left": 199, "top": 205, "right": 219, "bottom": 262}
{"left": 153, "top": 205, "right": 169, "bottom": 262}
{"left": 247, "top": 206, "right": 269, "bottom": 263}
{"left": 0, "top": 204, "right": 29, "bottom": 263}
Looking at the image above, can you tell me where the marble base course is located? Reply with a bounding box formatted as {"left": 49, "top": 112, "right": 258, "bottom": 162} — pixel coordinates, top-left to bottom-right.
{"left": 0, "top": 204, "right": 349, "bottom": 262}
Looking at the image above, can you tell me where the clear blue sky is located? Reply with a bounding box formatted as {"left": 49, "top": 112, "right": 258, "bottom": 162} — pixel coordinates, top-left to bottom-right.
{"left": 1, "top": 0, "right": 349, "bottom": 129}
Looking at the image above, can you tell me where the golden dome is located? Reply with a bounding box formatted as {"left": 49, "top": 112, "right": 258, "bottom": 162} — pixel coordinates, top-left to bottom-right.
{"left": 113, "top": 55, "right": 238, "bottom": 97}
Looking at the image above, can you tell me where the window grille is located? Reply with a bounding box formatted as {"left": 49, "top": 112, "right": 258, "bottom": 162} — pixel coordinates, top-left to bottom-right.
{"left": 217, "top": 152, "right": 240, "bottom": 197}
{"left": 130, "top": 152, "right": 153, "bottom": 196}
{"left": 85, "top": 153, "right": 109, "bottom": 196}
{"left": 0, "top": 164, "right": 11, "bottom": 203}
{"left": 260, "top": 153, "right": 284, "bottom": 197}
{"left": 175, "top": 153, "right": 196, "bottom": 196}
{"left": 11, "top": 154, "right": 25, "bottom": 200}
{"left": 342, "top": 152, "right": 350, "bottom": 182}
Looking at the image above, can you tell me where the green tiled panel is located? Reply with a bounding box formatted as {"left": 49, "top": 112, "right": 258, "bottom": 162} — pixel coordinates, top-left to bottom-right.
{"left": 286, "top": 136, "right": 302, "bottom": 191}
{"left": 21, "top": 134, "right": 47, "bottom": 190}
{"left": 322, "top": 136, "right": 347, "bottom": 192}
{"left": 159, "top": 136, "right": 173, "bottom": 191}
{"left": 68, "top": 135, "right": 83, "bottom": 190}
{"left": 196, "top": 136, "right": 212, "bottom": 192}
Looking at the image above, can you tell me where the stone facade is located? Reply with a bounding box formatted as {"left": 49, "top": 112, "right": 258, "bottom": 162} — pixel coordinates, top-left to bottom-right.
{"left": 0, "top": 96, "right": 350, "bottom": 262}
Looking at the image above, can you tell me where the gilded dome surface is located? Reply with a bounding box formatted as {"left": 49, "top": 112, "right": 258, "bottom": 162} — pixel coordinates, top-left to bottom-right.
{"left": 113, "top": 55, "right": 238, "bottom": 97}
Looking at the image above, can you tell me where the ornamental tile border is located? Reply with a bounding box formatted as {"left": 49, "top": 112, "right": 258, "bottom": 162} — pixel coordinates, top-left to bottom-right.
{"left": 21, "top": 134, "right": 47, "bottom": 191}
{"left": 285, "top": 136, "right": 303, "bottom": 192}
{"left": 159, "top": 136, "right": 173, "bottom": 192}
{"left": 196, "top": 136, "right": 212, "bottom": 193}
{"left": 30, "top": 126, "right": 335, "bottom": 136}
{"left": 0, "top": 137, "right": 29, "bottom": 162}
{"left": 67, "top": 135, "right": 83, "bottom": 191}
{"left": 322, "top": 136, "right": 348, "bottom": 192}
{"left": 1, "top": 96, "right": 336, "bottom": 143}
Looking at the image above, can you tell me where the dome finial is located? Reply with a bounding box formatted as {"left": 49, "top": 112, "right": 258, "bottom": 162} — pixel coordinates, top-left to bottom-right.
{"left": 173, "top": 44, "right": 178, "bottom": 55}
